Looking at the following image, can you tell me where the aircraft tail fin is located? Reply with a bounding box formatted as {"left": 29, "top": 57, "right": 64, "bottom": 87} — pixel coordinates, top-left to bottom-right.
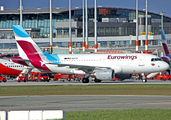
{"left": 161, "top": 29, "right": 170, "bottom": 56}
{"left": 12, "top": 25, "right": 44, "bottom": 59}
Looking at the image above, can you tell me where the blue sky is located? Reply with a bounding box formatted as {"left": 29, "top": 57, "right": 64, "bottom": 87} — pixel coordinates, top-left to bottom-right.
{"left": 1, "top": 0, "right": 171, "bottom": 17}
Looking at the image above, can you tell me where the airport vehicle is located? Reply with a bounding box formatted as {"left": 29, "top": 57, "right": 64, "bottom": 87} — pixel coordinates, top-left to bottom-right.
{"left": 28, "top": 72, "right": 38, "bottom": 81}
{"left": 16, "top": 73, "right": 27, "bottom": 82}
{"left": 113, "top": 77, "right": 118, "bottom": 81}
{"left": 53, "top": 73, "right": 74, "bottom": 81}
{"left": 74, "top": 74, "right": 85, "bottom": 81}
{"left": 53, "top": 73, "right": 62, "bottom": 81}
{"left": 37, "top": 72, "right": 50, "bottom": 82}
{"left": 152, "top": 71, "right": 171, "bottom": 80}
{"left": 0, "top": 74, "right": 7, "bottom": 82}
{"left": 11, "top": 25, "right": 169, "bottom": 83}
{"left": 16, "top": 72, "right": 49, "bottom": 82}
{"left": 16, "top": 72, "right": 38, "bottom": 82}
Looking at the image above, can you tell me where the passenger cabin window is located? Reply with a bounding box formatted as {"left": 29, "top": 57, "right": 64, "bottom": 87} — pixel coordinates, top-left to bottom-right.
{"left": 151, "top": 58, "right": 162, "bottom": 61}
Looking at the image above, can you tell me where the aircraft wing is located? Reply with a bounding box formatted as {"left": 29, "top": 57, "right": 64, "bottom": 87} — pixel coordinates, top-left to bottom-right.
{"left": 46, "top": 63, "right": 111, "bottom": 73}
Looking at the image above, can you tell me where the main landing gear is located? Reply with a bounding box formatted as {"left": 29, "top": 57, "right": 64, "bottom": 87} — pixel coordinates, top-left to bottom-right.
{"left": 94, "top": 78, "right": 101, "bottom": 83}
{"left": 82, "top": 78, "right": 89, "bottom": 83}
{"left": 82, "top": 74, "right": 90, "bottom": 83}
{"left": 82, "top": 77, "right": 102, "bottom": 83}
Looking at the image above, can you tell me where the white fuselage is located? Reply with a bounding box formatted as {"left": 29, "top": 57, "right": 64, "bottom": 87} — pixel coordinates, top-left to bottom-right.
{"left": 45, "top": 53, "right": 169, "bottom": 75}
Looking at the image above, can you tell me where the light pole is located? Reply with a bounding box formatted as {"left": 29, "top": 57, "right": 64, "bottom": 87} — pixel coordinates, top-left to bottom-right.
{"left": 160, "top": 12, "right": 164, "bottom": 29}
{"left": 50, "top": 0, "right": 53, "bottom": 54}
{"left": 82, "top": 0, "right": 85, "bottom": 53}
{"left": 145, "top": 0, "right": 148, "bottom": 53}
{"left": 94, "top": 0, "right": 97, "bottom": 52}
{"left": 85, "top": 0, "right": 88, "bottom": 49}
{"left": 20, "top": 0, "right": 22, "bottom": 26}
{"left": 69, "top": 0, "right": 72, "bottom": 54}
{"left": 136, "top": 0, "right": 139, "bottom": 51}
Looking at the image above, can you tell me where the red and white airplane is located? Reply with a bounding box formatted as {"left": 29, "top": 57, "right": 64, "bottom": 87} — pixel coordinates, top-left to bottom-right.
{"left": 0, "top": 58, "right": 24, "bottom": 75}
{"left": 0, "top": 58, "right": 41, "bottom": 76}
{"left": 11, "top": 25, "right": 169, "bottom": 83}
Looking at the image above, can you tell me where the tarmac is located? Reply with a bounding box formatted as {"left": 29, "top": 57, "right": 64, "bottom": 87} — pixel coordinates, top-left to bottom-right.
{"left": 0, "top": 79, "right": 171, "bottom": 111}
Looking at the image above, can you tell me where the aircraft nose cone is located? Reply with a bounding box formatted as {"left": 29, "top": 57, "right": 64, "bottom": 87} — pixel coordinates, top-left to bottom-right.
{"left": 162, "top": 61, "right": 170, "bottom": 70}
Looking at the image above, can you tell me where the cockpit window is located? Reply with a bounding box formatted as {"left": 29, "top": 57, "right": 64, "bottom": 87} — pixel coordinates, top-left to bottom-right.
{"left": 151, "top": 58, "right": 162, "bottom": 61}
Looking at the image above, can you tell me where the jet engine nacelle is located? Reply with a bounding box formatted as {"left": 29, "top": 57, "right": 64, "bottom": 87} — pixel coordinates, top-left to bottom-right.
{"left": 115, "top": 74, "right": 132, "bottom": 80}
{"left": 95, "top": 69, "right": 114, "bottom": 81}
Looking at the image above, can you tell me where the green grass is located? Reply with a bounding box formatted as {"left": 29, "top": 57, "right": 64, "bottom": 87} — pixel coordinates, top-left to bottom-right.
{"left": 1, "top": 84, "right": 171, "bottom": 96}
{"left": 62, "top": 109, "right": 171, "bottom": 120}
{"left": 1, "top": 84, "right": 171, "bottom": 120}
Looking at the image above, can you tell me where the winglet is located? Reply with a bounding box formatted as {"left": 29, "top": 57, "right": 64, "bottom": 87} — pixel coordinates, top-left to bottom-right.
{"left": 12, "top": 25, "right": 30, "bottom": 37}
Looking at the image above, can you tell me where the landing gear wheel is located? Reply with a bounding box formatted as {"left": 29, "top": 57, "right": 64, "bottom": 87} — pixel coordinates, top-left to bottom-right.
{"left": 94, "top": 78, "right": 101, "bottom": 83}
{"left": 141, "top": 73, "right": 147, "bottom": 83}
{"left": 142, "top": 79, "right": 147, "bottom": 83}
{"left": 82, "top": 78, "right": 89, "bottom": 83}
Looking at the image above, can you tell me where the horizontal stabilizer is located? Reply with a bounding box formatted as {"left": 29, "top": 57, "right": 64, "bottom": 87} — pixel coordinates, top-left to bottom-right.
{"left": 10, "top": 57, "right": 31, "bottom": 62}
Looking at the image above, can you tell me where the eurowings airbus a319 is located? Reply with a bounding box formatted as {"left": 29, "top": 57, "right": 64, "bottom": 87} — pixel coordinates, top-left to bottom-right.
{"left": 11, "top": 25, "right": 169, "bottom": 83}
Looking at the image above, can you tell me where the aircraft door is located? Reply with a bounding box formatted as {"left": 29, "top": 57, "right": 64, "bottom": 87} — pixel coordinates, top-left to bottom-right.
{"left": 139, "top": 55, "right": 144, "bottom": 66}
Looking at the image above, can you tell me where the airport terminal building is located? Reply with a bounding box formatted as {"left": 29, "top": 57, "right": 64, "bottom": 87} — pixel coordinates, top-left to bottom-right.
{"left": 0, "top": 6, "right": 171, "bottom": 54}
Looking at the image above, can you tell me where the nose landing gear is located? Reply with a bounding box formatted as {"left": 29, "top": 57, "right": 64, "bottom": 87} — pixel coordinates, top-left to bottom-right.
{"left": 142, "top": 73, "right": 147, "bottom": 83}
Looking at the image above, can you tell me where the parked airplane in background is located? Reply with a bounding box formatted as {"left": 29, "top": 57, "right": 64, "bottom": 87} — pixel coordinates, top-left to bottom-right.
{"left": 146, "top": 29, "right": 171, "bottom": 79}
{"left": 0, "top": 58, "right": 23, "bottom": 75}
{"left": 0, "top": 58, "right": 40, "bottom": 76}
{"left": 11, "top": 25, "right": 169, "bottom": 83}
{"left": 161, "top": 29, "right": 171, "bottom": 72}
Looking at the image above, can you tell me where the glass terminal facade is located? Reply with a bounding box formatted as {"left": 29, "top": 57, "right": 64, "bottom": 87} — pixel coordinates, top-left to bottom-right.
{"left": 0, "top": 7, "right": 171, "bottom": 49}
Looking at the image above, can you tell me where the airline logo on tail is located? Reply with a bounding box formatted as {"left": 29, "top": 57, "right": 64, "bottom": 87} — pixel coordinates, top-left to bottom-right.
{"left": 12, "top": 25, "right": 60, "bottom": 71}
{"left": 161, "top": 29, "right": 170, "bottom": 56}
{"left": 160, "top": 29, "right": 171, "bottom": 67}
